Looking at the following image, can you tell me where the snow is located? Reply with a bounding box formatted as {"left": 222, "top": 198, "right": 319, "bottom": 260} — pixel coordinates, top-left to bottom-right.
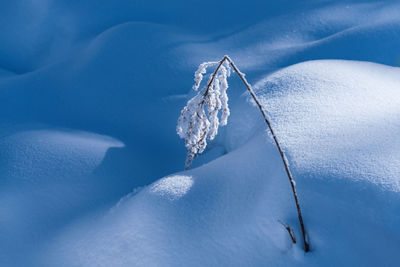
{"left": 150, "top": 175, "right": 194, "bottom": 200}
{"left": 253, "top": 60, "right": 400, "bottom": 191}
{"left": 1, "top": 0, "right": 400, "bottom": 266}
{"left": 0, "top": 127, "right": 127, "bottom": 265}
{"left": 37, "top": 59, "right": 400, "bottom": 266}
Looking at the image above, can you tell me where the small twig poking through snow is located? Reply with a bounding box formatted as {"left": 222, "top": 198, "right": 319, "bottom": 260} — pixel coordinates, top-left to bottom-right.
{"left": 177, "top": 55, "right": 310, "bottom": 252}
{"left": 278, "top": 220, "right": 297, "bottom": 244}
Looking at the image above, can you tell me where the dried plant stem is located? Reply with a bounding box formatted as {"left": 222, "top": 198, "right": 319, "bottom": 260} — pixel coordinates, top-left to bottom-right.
{"left": 278, "top": 220, "right": 297, "bottom": 244}
{"left": 182, "top": 60, "right": 230, "bottom": 170}
{"left": 200, "top": 59, "right": 227, "bottom": 106}
{"left": 202, "top": 55, "right": 310, "bottom": 252}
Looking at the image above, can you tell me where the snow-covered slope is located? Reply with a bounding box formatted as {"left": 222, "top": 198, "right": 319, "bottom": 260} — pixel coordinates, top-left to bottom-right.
{"left": 0, "top": 127, "right": 128, "bottom": 264}
{"left": 39, "top": 60, "right": 400, "bottom": 266}
{"left": 1, "top": 0, "right": 400, "bottom": 266}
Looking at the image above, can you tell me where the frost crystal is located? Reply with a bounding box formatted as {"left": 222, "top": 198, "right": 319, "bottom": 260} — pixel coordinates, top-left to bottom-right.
{"left": 193, "top": 62, "right": 218, "bottom": 91}
{"left": 177, "top": 59, "right": 232, "bottom": 169}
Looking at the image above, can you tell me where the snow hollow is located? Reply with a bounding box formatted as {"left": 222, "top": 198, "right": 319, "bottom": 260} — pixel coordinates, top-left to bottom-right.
{"left": 0, "top": 0, "right": 400, "bottom": 266}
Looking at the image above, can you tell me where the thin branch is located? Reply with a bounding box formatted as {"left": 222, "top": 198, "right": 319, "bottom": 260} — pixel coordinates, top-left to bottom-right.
{"left": 278, "top": 220, "right": 297, "bottom": 244}
{"left": 184, "top": 59, "right": 229, "bottom": 169}
{"left": 225, "top": 56, "right": 310, "bottom": 252}
{"left": 199, "top": 55, "right": 310, "bottom": 252}
{"left": 200, "top": 59, "right": 227, "bottom": 106}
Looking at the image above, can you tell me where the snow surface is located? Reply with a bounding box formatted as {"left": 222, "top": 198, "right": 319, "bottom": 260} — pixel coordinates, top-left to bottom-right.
{"left": 1, "top": 0, "right": 400, "bottom": 266}
{"left": 39, "top": 60, "right": 400, "bottom": 267}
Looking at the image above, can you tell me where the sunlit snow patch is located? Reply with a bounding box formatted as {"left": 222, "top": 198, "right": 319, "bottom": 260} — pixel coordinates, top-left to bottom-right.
{"left": 150, "top": 175, "right": 194, "bottom": 200}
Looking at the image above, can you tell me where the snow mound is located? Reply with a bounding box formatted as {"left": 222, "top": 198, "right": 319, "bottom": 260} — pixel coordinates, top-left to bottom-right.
{"left": 40, "top": 60, "right": 400, "bottom": 266}
{"left": 0, "top": 129, "right": 123, "bottom": 183}
{"left": 177, "top": 1, "right": 400, "bottom": 72}
{"left": 150, "top": 175, "right": 194, "bottom": 200}
{"left": 2, "top": 0, "right": 400, "bottom": 265}
{"left": 253, "top": 60, "right": 400, "bottom": 191}
{"left": 0, "top": 127, "right": 138, "bottom": 265}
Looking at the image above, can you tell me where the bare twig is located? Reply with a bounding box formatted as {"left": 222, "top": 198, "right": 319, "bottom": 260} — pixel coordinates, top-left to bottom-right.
{"left": 278, "top": 220, "right": 297, "bottom": 244}
{"left": 200, "top": 55, "right": 310, "bottom": 252}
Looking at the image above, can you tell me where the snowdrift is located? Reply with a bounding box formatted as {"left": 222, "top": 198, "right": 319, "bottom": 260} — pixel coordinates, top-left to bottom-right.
{"left": 40, "top": 60, "right": 400, "bottom": 266}
{"left": 1, "top": 0, "right": 400, "bottom": 266}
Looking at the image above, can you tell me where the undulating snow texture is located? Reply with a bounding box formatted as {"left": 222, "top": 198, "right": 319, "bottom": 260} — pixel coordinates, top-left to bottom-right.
{"left": 1, "top": 0, "right": 400, "bottom": 266}
{"left": 254, "top": 60, "right": 400, "bottom": 192}
{"left": 40, "top": 60, "right": 400, "bottom": 267}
